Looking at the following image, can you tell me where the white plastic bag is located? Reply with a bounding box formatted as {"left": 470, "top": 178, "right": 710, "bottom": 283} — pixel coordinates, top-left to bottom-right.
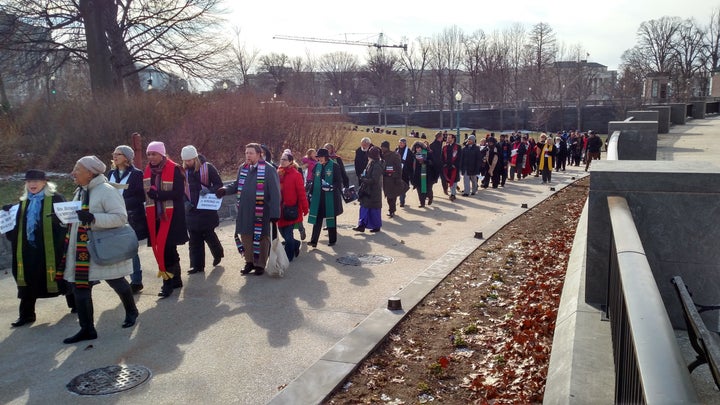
{"left": 266, "top": 224, "right": 289, "bottom": 277}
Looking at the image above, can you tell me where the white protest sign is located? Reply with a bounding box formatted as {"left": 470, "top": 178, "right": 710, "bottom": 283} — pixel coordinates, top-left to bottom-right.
{"left": 53, "top": 201, "right": 82, "bottom": 225}
{"left": 196, "top": 193, "right": 222, "bottom": 211}
{"left": 0, "top": 204, "right": 19, "bottom": 234}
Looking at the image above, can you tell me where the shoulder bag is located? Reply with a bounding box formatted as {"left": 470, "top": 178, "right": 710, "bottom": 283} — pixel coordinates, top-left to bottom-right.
{"left": 88, "top": 224, "right": 139, "bottom": 265}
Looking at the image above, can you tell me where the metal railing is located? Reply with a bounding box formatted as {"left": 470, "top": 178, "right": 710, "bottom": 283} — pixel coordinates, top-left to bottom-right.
{"left": 606, "top": 196, "right": 699, "bottom": 403}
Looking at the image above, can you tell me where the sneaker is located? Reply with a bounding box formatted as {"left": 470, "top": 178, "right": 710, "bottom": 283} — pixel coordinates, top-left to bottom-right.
{"left": 462, "top": 193, "right": 469, "bottom": 197}
{"left": 449, "top": 195, "right": 456, "bottom": 201}
{"left": 188, "top": 268, "right": 204, "bottom": 274}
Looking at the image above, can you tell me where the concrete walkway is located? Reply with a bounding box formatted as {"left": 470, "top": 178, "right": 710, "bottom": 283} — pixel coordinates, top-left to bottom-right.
{"left": 0, "top": 152, "right": 589, "bottom": 404}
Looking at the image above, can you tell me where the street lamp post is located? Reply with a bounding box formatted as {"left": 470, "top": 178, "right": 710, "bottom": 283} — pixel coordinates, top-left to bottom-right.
{"left": 455, "top": 91, "right": 462, "bottom": 138}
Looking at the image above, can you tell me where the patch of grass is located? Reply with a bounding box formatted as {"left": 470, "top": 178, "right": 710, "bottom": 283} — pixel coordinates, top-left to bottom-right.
{"left": 417, "top": 381, "right": 431, "bottom": 394}
{"left": 464, "top": 324, "right": 478, "bottom": 334}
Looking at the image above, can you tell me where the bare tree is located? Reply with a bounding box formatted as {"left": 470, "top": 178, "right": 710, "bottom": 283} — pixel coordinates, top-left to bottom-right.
{"left": 259, "top": 52, "right": 291, "bottom": 96}
{"left": 636, "top": 16, "right": 683, "bottom": 73}
{"left": 527, "top": 22, "right": 557, "bottom": 101}
{"left": 429, "top": 25, "right": 465, "bottom": 129}
{"left": 671, "top": 18, "right": 706, "bottom": 100}
{"left": 318, "top": 51, "right": 359, "bottom": 105}
{"left": 399, "top": 36, "right": 431, "bottom": 106}
{"left": 362, "top": 49, "right": 401, "bottom": 125}
{"left": 229, "top": 26, "right": 259, "bottom": 90}
{"left": 2, "top": 0, "right": 230, "bottom": 96}
{"left": 707, "top": 8, "right": 720, "bottom": 70}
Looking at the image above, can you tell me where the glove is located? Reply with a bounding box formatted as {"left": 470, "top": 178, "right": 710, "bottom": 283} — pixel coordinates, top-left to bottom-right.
{"left": 215, "top": 187, "right": 226, "bottom": 198}
{"left": 147, "top": 187, "right": 159, "bottom": 200}
{"left": 76, "top": 210, "right": 95, "bottom": 225}
{"left": 2, "top": 204, "right": 13, "bottom": 211}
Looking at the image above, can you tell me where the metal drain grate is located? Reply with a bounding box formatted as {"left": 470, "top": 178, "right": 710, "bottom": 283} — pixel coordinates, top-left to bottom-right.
{"left": 337, "top": 254, "right": 394, "bottom": 266}
{"left": 67, "top": 365, "right": 151, "bottom": 396}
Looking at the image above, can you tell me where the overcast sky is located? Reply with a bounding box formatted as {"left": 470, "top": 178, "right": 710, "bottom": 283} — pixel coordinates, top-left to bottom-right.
{"left": 225, "top": 0, "right": 719, "bottom": 72}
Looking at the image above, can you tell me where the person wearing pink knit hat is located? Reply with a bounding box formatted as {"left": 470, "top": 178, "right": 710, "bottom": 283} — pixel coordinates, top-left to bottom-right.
{"left": 143, "top": 141, "right": 189, "bottom": 298}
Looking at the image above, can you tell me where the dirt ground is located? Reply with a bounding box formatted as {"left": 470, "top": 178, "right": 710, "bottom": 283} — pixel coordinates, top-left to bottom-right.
{"left": 323, "top": 177, "right": 590, "bottom": 405}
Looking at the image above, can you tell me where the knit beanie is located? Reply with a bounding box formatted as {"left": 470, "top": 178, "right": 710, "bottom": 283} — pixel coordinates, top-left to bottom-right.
{"left": 146, "top": 141, "right": 166, "bottom": 156}
{"left": 114, "top": 145, "right": 135, "bottom": 161}
{"left": 181, "top": 145, "right": 198, "bottom": 160}
{"left": 77, "top": 155, "right": 107, "bottom": 175}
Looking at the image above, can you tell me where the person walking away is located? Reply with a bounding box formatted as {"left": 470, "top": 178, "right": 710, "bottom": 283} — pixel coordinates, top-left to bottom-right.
{"left": 498, "top": 134, "right": 511, "bottom": 187}
{"left": 277, "top": 151, "right": 308, "bottom": 261}
{"left": 555, "top": 136, "right": 568, "bottom": 172}
{"left": 109, "top": 145, "right": 148, "bottom": 293}
{"left": 460, "top": 135, "right": 482, "bottom": 195}
{"left": 353, "top": 146, "right": 384, "bottom": 233}
{"left": 481, "top": 137, "right": 502, "bottom": 188}
{"left": 4, "top": 170, "right": 74, "bottom": 327}
{"left": 410, "top": 141, "right": 436, "bottom": 207}
{"left": 442, "top": 133, "right": 462, "bottom": 201}
{"left": 215, "top": 143, "right": 281, "bottom": 275}
{"left": 143, "top": 141, "right": 189, "bottom": 297}
{"left": 181, "top": 145, "right": 224, "bottom": 275}
{"left": 380, "top": 141, "right": 405, "bottom": 218}
{"left": 353, "top": 137, "right": 372, "bottom": 187}
{"left": 395, "top": 138, "right": 412, "bottom": 207}
{"left": 585, "top": 131, "right": 603, "bottom": 171}
{"left": 536, "top": 134, "right": 556, "bottom": 183}
{"left": 509, "top": 136, "right": 527, "bottom": 181}
{"left": 59, "top": 156, "right": 138, "bottom": 343}
{"left": 306, "top": 148, "right": 344, "bottom": 247}
{"left": 428, "top": 132, "right": 446, "bottom": 195}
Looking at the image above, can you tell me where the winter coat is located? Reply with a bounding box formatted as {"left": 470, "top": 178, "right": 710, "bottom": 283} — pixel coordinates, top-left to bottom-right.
{"left": 428, "top": 139, "right": 444, "bottom": 182}
{"left": 395, "top": 146, "right": 414, "bottom": 182}
{"left": 460, "top": 144, "right": 482, "bottom": 176}
{"left": 410, "top": 146, "right": 439, "bottom": 189}
{"left": 108, "top": 165, "right": 148, "bottom": 240}
{"left": 6, "top": 191, "right": 66, "bottom": 299}
{"left": 145, "top": 163, "right": 190, "bottom": 247}
{"left": 309, "top": 160, "right": 345, "bottom": 219}
{"left": 354, "top": 146, "right": 370, "bottom": 181}
{"left": 277, "top": 165, "right": 309, "bottom": 228}
{"left": 226, "top": 161, "right": 281, "bottom": 236}
{"left": 184, "top": 156, "right": 223, "bottom": 232}
{"left": 381, "top": 149, "right": 407, "bottom": 199}
{"left": 64, "top": 175, "right": 132, "bottom": 282}
{"left": 358, "top": 159, "right": 384, "bottom": 209}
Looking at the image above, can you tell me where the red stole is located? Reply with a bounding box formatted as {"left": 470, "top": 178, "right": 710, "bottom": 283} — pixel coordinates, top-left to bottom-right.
{"left": 144, "top": 160, "right": 177, "bottom": 278}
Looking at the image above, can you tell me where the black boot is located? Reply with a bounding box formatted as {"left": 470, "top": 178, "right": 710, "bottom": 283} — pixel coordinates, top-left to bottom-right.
{"left": 118, "top": 287, "right": 139, "bottom": 328}
{"left": 64, "top": 293, "right": 97, "bottom": 344}
{"left": 170, "top": 264, "right": 183, "bottom": 289}
{"left": 241, "top": 262, "right": 254, "bottom": 275}
{"left": 12, "top": 297, "right": 36, "bottom": 327}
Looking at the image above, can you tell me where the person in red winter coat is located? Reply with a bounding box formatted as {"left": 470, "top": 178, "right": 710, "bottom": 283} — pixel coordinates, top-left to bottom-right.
{"left": 277, "top": 151, "right": 309, "bottom": 261}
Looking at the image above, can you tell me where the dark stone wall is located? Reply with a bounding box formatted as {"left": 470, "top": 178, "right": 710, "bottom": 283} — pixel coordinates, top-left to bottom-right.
{"left": 348, "top": 106, "right": 623, "bottom": 134}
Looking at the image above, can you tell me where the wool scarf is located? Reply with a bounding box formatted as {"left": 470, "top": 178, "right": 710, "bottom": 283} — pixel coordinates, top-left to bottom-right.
{"left": 235, "top": 161, "right": 266, "bottom": 259}
{"left": 308, "top": 160, "right": 336, "bottom": 227}
{"left": 25, "top": 191, "right": 44, "bottom": 246}
{"left": 16, "top": 196, "right": 58, "bottom": 292}
{"left": 144, "top": 158, "right": 178, "bottom": 278}
{"left": 184, "top": 162, "right": 210, "bottom": 201}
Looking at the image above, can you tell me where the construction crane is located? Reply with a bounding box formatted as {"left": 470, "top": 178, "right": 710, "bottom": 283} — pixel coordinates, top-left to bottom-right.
{"left": 273, "top": 32, "right": 407, "bottom": 51}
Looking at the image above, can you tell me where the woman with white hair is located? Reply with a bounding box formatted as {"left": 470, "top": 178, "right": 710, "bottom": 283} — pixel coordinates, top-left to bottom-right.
{"left": 3, "top": 170, "right": 75, "bottom": 327}
{"left": 58, "top": 156, "right": 139, "bottom": 344}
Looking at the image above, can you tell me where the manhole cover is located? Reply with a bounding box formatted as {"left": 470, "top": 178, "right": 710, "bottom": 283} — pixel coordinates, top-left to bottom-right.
{"left": 337, "top": 254, "right": 394, "bottom": 266}
{"left": 67, "top": 365, "right": 151, "bottom": 396}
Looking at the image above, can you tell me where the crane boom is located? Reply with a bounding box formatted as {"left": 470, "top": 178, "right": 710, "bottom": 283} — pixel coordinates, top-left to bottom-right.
{"left": 273, "top": 33, "right": 407, "bottom": 51}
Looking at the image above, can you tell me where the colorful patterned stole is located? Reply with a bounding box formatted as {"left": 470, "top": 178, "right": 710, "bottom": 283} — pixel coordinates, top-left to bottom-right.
{"left": 236, "top": 161, "right": 266, "bottom": 259}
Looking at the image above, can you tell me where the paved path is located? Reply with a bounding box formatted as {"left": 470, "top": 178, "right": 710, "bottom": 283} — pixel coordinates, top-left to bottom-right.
{"left": 1, "top": 151, "right": 592, "bottom": 404}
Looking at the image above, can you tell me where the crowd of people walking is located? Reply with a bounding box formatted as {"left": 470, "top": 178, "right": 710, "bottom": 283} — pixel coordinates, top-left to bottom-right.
{"left": 1, "top": 128, "right": 600, "bottom": 344}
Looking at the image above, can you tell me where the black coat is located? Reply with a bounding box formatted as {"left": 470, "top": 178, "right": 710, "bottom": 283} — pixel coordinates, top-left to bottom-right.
{"left": 354, "top": 147, "right": 369, "bottom": 182}
{"left": 395, "top": 146, "right": 414, "bottom": 182}
{"left": 184, "top": 157, "right": 223, "bottom": 232}
{"left": 460, "top": 144, "right": 482, "bottom": 176}
{"left": 147, "top": 163, "right": 189, "bottom": 246}
{"left": 7, "top": 193, "right": 67, "bottom": 299}
{"left": 358, "top": 159, "right": 384, "bottom": 209}
{"left": 109, "top": 165, "right": 148, "bottom": 240}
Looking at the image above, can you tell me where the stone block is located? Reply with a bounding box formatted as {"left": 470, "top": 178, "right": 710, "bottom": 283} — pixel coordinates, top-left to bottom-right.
{"left": 670, "top": 103, "right": 688, "bottom": 125}
{"left": 586, "top": 160, "right": 720, "bottom": 328}
{"left": 692, "top": 102, "right": 707, "bottom": 119}
{"left": 644, "top": 105, "right": 671, "bottom": 133}
{"left": 607, "top": 121, "right": 658, "bottom": 160}
{"left": 626, "top": 110, "right": 659, "bottom": 122}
